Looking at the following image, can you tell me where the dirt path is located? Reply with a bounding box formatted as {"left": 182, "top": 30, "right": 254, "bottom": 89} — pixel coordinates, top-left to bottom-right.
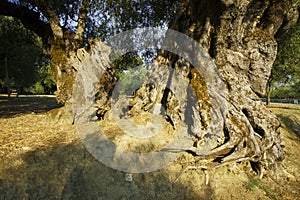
{"left": 0, "top": 97, "right": 299, "bottom": 199}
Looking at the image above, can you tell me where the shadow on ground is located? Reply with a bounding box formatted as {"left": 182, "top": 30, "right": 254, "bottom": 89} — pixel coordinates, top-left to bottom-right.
{"left": 277, "top": 114, "right": 300, "bottom": 140}
{"left": 0, "top": 96, "right": 62, "bottom": 118}
{"left": 0, "top": 95, "right": 217, "bottom": 199}
{"left": 1, "top": 100, "right": 299, "bottom": 199}
{"left": 0, "top": 139, "right": 216, "bottom": 200}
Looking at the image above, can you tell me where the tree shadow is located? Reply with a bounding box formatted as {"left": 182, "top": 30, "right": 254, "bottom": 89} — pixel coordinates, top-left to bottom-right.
{"left": 277, "top": 114, "right": 300, "bottom": 140}
{"left": 0, "top": 136, "right": 216, "bottom": 200}
{"left": 0, "top": 96, "right": 62, "bottom": 118}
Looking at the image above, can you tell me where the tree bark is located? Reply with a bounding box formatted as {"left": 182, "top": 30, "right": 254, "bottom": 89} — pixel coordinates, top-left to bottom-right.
{"left": 0, "top": 1, "right": 53, "bottom": 45}
{"left": 266, "top": 81, "right": 272, "bottom": 105}
{"left": 1, "top": 0, "right": 299, "bottom": 172}
{"left": 119, "top": 0, "right": 299, "bottom": 173}
{"left": 0, "top": 0, "right": 89, "bottom": 104}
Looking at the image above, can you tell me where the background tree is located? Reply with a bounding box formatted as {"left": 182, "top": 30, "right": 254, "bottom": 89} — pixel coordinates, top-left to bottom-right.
{"left": 266, "top": 21, "right": 300, "bottom": 103}
{"left": 117, "top": 65, "right": 147, "bottom": 96}
{"left": 0, "top": 16, "right": 41, "bottom": 93}
{"left": 112, "top": 52, "right": 144, "bottom": 77}
{"left": 0, "top": 0, "right": 176, "bottom": 103}
{"left": 0, "top": 16, "right": 55, "bottom": 94}
{"left": 23, "top": 63, "right": 56, "bottom": 95}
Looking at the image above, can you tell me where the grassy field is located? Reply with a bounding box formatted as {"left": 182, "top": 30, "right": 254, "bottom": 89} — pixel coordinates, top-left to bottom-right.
{"left": 0, "top": 96, "right": 299, "bottom": 199}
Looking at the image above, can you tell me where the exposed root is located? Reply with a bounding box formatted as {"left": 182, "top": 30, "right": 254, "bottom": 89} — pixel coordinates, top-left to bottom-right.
{"left": 174, "top": 157, "right": 252, "bottom": 183}
{"left": 240, "top": 110, "right": 262, "bottom": 158}
{"left": 162, "top": 133, "right": 241, "bottom": 159}
{"left": 205, "top": 170, "right": 209, "bottom": 185}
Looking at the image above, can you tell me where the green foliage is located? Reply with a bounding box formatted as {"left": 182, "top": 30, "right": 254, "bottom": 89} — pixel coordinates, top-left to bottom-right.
{"left": 86, "top": 0, "right": 179, "bottom": 40}
{"left": 0, "top": 16, "right": 55, "bottom": 94}
{"left": 0, "top": 16, "right": 40, "bottom": 90}
{"left": 3, "top": 0, "right": 179, "bottom": 40}
{"left": 274, "top": 22, "right": 300, "bottom": 83}
{"left": 111, "top": 52, "right": 146, "bottom": 95}
{"left": 36, "top": 64, "right": 56, "bottom": 94}
{"left": 111, "top": 52, "right": 143, "bottom": 77}
{"left": 117, "top": 65, "right": 147, "bottom": 96}
{"left": 19, "top": 63, "right": 55, "bottom": 95}
{"left": 15, "top": 0, "right": 83, "bottom": 31}
{"left": 0, "top": 16, "right": 41, "bottom": 51}
{"left": 269, "top": 21, "right": 300, "bottom": 99}
{"left": 24, "top": 82, "right": 44, "bottom": 94}
{"left": 111, "top": 51, "right": 147, "bottom": 95}
{"left": 271, "top": 83, "right": 300, "bottom": 99}
{"left": 21, "top": 63, "right": 56, "bottom": 95}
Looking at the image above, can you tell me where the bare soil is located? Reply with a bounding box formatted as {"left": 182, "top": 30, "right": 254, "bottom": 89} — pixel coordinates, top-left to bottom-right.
{"left": 0, "top": 96, "right": 299, "bottom": 199}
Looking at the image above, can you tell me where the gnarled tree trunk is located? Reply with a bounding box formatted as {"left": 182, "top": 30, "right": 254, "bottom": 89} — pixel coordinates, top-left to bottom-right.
{"left": 1, "top": 0, "right": 299, "bottom": 173}
{"left": 108, "top": 0, "right": 299, "bottom": 174}
{"left": 0, "top": 0, "right": 90, "bottom": 105}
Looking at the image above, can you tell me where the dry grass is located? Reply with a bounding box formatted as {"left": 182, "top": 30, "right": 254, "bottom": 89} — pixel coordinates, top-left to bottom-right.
{"left": 0, "top": 95, "right": 62, "bottom": 117}
{"left": 0, "top": 97, "right": 299, "bottom": 199}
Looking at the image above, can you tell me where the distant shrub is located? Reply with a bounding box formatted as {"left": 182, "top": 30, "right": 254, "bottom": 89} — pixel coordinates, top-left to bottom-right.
{"left": 117, "top": 65, "right": 147, "bottom": 96}
{"left": 24, "top": 82, "right": 44, "bottom": 94}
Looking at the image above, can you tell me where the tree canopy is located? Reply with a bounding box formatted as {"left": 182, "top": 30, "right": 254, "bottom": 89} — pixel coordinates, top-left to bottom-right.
{"left": 0, "top": 0, "right": 179, "bottom": 97}
{"left": 0, "top": 0, "right": 178, "bottom": 52}
{"left": 267, "top": 20, "right": 300, "bottom": 100}
{"left": 2, "top": 0, "right": 298, "bottom": 101}
{"left": 0, "top": 16, "right": 40, "bottom": 91}
{"left": 0, "top": 16, "right": 55, "bottom": 94}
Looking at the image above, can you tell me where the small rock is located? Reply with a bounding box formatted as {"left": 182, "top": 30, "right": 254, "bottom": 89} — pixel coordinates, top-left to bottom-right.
{"left": 124, "top": 173, "right": 133, "bottom": 182}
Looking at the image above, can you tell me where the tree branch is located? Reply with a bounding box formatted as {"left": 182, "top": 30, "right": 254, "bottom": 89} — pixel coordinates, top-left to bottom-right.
{"left": 74, "top": 0, "right": 90, "bottom": 43}
{"left": 25, "top": 0, "right": 63, "bottom": 39}
{"left": 262, "top": 0, "right": 299, "bottom": 37}
{"left": 0, "top": 1, "right": 53, "bottom": 43}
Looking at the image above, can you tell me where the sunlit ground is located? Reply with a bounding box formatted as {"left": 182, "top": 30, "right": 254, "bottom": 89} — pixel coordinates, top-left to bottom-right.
{"left": 0, "top": 96, "right": 299, "bottom": 199}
